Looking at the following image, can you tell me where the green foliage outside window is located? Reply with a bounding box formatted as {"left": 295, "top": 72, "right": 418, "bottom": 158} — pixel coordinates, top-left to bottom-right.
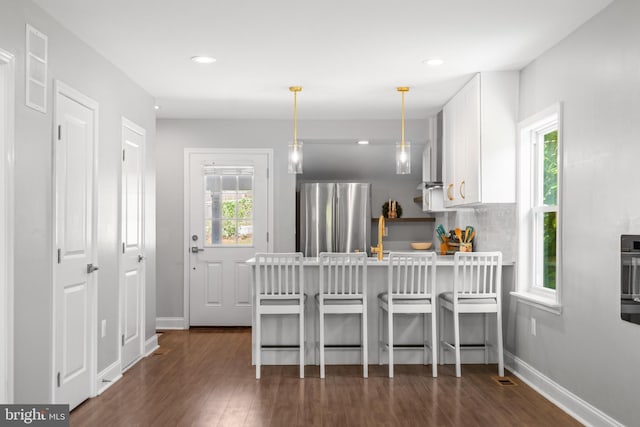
{"left": 542, "top": 130, "right": 558, "bottom": 289}
{"left": 222, "top": 197, "right": 252, "bottom": 239}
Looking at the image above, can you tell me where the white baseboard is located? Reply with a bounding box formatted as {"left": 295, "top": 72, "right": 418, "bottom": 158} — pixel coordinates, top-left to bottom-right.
{"left": 96, "top": 359, "right": 122, "bottom": 395}
{"left": 145, "top": 334, "right": 159, "bottom": 357}
{"left": 504, "top": 351, "right": 623, "bottom": 427}
{"left": 156, "top": 317, "right": 186, "bottom": 330}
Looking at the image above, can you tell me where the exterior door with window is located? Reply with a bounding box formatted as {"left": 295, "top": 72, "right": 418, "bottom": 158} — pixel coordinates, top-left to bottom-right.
{"left": 188, "top": 152, "right": 270, "bottom": 326}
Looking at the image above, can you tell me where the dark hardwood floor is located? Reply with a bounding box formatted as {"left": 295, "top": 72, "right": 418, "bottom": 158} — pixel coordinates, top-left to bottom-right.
{"left": 71, "top": 329, "right": 580, "bottom": 426}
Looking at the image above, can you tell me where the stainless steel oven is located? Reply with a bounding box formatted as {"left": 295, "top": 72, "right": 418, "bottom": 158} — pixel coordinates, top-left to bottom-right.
{"left": 621, "top": 235, "right": 640, "bottom": 324}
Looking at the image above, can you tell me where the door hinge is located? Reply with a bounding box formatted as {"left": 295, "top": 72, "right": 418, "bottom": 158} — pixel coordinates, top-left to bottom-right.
{"left": 56, "top": 372, "right": 61, "bottom": 387}
{"left": 57, "top": 248, "right": 61, "bottom": 264}
{"left": 121, "top": 334, "right": 125, "bottom": 346}
{"left": 57, "top": 125, "right": 61, "bottom": 141}
{"left": 266, "top": 232, "right": 269, "bottom": 243}
{"left": 122, "top": 149, "right": 125, "bottom": 161}
{"left": 266, "top": 168, "right": 269, "bottom": 179}
{"left": 122, "top": 242, "right": 125, "bottom": 253}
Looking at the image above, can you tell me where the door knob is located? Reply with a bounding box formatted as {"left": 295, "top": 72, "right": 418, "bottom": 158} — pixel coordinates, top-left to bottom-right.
{"left": 138, "top": 254, "right": 145, "bottom": 263}
{"left": 191, "top": 246, "right": 205, "bottom": 253}
{"left": 87, "top": 263, "right": 99, "bottom": 274}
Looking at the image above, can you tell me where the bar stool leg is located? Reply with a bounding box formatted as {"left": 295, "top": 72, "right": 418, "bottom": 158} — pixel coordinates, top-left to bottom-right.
{"left": 256, "top": 311, "right": 261, "bottom": 379}
{"left": 484, "top": 313, "right": 489, "bottom": 365}
{"left": 423, "top": 312, "right": 428, "bottom": 365}
{"left": 378, "top": 304, "right": 383, "bottom": 365}
{"left": 299, "top": 306, "right": 305, "bottom": 379}
{"left": 362, "top": 307, "right": 368, "bottom": 378}
{"left": 319, "top": 309, "right": 325, "bottom": 379}
{"left": 453, "top": 307, "right": 461, "bottom": 378}
{"left": 388, "top": 309, "right": 394, "bottom": 378}
{"left": 438, "top": 303, "right": 445, "bottom": 365}
{"left": 315, "top": 303, "right": 320, "bottom": 366}
{"left": 497, "top": 309, "right": 505, "bottom": 377}
{"left": 431, "top": 310, "right": 438, "bottom": 378}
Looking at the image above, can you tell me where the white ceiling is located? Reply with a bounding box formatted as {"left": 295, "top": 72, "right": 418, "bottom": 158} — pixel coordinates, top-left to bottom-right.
{"left": 34, "top": 0, "right": 613, "bottom": 119}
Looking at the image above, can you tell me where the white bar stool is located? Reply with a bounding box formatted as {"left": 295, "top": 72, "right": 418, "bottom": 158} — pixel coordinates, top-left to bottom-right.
{"left": 254, "top": 252, "right": 305, "bottom": 379}
{"left": 438, "top": 251, "right": 504, "bottom": 377}
{"left": 317, "top": 252, "right": 368, "bottom": 379}
{"left": 378, "top": 252, "right": 438, "bottom": 378}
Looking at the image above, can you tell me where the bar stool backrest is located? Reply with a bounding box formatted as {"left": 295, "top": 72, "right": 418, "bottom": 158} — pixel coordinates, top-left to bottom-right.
{"left": 388, "top": 252, "right": 436, "bottom": 299}
{"left": 255, "top": 253, "right": 304, "bottom": 300}
{"left": 453, "top": 252, "right": 502, "bottom": 300}
{"left": 319, "top": 252, "right": 367, "bottom": 299}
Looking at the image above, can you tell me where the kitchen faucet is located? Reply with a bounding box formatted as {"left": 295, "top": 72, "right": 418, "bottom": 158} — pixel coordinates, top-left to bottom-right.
{"left": 371, "top": 215, "right": 387, "bottom": 261}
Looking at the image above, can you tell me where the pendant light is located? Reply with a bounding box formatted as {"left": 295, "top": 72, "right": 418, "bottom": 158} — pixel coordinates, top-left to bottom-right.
{"left": 288, "top": 86, "right": 303, "bottom": 174}
{"left": 396, "top": 86, "right": 411, "bottom": 174}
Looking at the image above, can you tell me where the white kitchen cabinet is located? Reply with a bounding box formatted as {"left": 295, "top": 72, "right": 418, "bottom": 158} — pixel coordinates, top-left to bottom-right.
{"left": 442, "top": 72, "right": 519, "bottom": 207}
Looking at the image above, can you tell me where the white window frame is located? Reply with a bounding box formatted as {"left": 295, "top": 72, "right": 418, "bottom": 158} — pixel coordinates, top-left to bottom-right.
{"left": 512, "top": 103, "right": 563, "bottom": 314}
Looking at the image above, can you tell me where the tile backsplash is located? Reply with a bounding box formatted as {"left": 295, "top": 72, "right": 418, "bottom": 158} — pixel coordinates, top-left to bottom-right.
{"left": 433, "top": 204, "right": 516, "bottom": 263}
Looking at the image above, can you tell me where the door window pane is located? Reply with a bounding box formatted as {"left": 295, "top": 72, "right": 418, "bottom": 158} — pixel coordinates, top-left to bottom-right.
{"left": 203, "top": 166, "right": 254, "bottom": 246}
{"left": 238, "top": 175, "right": 252, "bottom": 191}
{"left": 222, "top": 196, "right": 237, "bottom": 219}
{"left": 238, "top": 220, "right": 253, "bottom": 245}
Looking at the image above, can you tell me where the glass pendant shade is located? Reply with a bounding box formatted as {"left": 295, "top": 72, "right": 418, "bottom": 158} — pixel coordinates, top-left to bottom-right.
{"left": 395, "top": 141, "right": 411, "bottom": 174}
{"left": 288, "top": 141, "right": 303, "bottom": 174}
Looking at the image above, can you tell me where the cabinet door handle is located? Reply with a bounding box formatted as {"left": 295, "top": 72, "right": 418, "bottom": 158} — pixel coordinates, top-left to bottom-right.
{"left": 459, "top": 180, "right": 466, "bottom": 199}
{"left": 447, "top": 184, "right": 454, "bottom": 201}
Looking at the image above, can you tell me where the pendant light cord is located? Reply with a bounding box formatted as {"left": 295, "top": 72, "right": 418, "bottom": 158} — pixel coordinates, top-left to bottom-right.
{"left": 290, "top": 86, "right": 302, "bottom": 149}
{"left": 401, "top": 90, "right": 405, "bottom": 149}
{"left": 294, "top": 90, "right": 298, "bottom": 147}
{"left": 397, "top": 86, "right": 409, "bottom": 151}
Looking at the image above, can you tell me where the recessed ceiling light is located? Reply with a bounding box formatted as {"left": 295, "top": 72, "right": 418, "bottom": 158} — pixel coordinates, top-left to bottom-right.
{"left": 423, "top": 58, "right": 444, "bottom": 67}
{"left": 357, "top": 140, "right": 370, "bottom": 145}
{"left": 154, "top": 105, "right": 161, "bottom": 110}
{"left": 191, "top": 56, "right": 216, "bottom": 64}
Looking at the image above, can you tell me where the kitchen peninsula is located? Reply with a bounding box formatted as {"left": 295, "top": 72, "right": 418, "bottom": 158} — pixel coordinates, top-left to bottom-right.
{"left": 246, "top": 254, "right": 513, "bottom": 367}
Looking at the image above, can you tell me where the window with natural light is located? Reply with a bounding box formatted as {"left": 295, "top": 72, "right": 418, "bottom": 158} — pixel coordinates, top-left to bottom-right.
{"left": 513, "top": 104, "right": 562, "bottom": 313}
{"left": 534, "top": 127, "right": 558, "bottom": 290}
{"left": 203, "top": 166, "right": 254, "bottom": 247}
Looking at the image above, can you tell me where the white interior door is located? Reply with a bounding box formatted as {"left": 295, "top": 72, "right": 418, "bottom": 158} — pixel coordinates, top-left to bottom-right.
{"left": 187, "top": 151, "right": 271, "bottom": 326}
{"left": 120, "top": 118, "right": 145, "bottom": 369}
{"left": 0, "top": 48, "right": 14, "bottom": 404}
{"left": 53, "top": 82, "right": 97, "bottom": 409}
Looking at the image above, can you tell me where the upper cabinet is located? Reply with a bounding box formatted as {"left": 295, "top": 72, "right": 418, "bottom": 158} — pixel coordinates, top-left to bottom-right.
{"left": 442, "top": 72, "right": 519, "bottom": 207}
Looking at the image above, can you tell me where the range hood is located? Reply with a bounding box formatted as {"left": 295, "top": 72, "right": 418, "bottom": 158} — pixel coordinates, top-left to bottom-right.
{"left": 421, "top": 111, "right": 443, "bottom": 187}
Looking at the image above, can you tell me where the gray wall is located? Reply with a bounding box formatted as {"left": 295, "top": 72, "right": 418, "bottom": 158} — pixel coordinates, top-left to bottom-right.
{"left": 507, "top": 0, "right": 640, "bottom": 424}
{"left": 0, "top": 0, "right": 156, "bottom": 402}
{"left": 155, "top": 118, "right": 427, "bottom": 319}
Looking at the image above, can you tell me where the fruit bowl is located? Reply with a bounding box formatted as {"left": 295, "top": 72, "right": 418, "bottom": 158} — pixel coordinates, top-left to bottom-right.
{"left": 410, "top": 242, "right": 433, "bottom": 250}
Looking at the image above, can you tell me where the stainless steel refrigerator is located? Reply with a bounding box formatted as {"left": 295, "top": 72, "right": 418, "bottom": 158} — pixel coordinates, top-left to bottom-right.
{"left": 299, "top": 183, "right": 371, "bottom": 256}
